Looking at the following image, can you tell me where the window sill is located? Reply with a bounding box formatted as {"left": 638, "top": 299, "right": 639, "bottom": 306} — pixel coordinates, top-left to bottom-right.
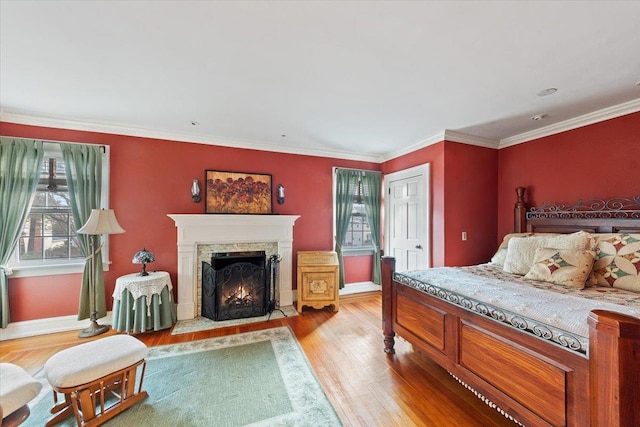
{"left": 7, "top": 260, "right": 112, "bottom": 278}
{"left": 342, "top": 249, "right": 375, "bottom": 256}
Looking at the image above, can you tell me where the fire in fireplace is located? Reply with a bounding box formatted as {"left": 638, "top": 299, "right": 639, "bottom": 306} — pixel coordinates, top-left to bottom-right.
{"left": 202, "top": 251, "right": 267, "bottom": 321}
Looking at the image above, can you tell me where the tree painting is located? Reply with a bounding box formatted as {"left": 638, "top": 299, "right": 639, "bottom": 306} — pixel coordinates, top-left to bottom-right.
{"left": 205, "top": 171, "right": 272, "bottom": 214}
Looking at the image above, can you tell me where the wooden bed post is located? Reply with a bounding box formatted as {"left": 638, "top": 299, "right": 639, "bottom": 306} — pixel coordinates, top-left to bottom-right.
{"left": 514, "top": 186, "right": 527, "bottom": 232}
{"left": 381, "top": 256, "right": 396, "bottom": 354}
{"left": 588, "top": 310, "right": 640, "bottom": 427}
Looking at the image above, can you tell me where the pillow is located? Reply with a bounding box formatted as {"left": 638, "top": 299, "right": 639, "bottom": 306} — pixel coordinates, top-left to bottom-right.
{"left": 489, "top": 232, "right": 558, "bottom": 267}
{"left": 490, "top": 233, "right": 532, "bottom": 266}
{"left": 591, "top": 233, "right": 640, "bottom": 292}
{"left": 503, "top": 231, "right": 594, "bottom": 275}
{"left": 524, "top": 248, "right": 596, "bottom": 289}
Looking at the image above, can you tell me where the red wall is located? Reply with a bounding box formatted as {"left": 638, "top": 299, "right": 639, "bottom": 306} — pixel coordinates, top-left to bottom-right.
{"left": 382, "top": 142, "right": 446, "bottom": 266}
{"left": 381, "top": 141, "right": 498, "bottom": 267}
{"left": 497, "top": 112, "right": 640, "bottom": 242}
{"left": 343, "top": 255, "right": 374, "bottom": 283}
{"left": 443, "top": 142, "right": 498, "bottom": 266}
{"left": 1, "top": 122, "right": 379, "bottom": 322}
{"left": 3, "top": 111, "right": 636, "bottom": 323}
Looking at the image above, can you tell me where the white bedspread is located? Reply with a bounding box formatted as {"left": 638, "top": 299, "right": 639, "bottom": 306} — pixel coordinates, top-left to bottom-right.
{"left": 395, "top": 264, "right": 640, "bottom": 355}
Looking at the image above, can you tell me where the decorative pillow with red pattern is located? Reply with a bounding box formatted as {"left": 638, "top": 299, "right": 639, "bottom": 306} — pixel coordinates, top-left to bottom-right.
{"left": 592, "top": 233, "right": 640, "bottom": 292}
{"left": 525, "top": 248, "right": 596, "bottom": 289}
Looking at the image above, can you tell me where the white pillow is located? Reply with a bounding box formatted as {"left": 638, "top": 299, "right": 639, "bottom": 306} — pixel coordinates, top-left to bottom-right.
{"left": 503, "top": 231, "right": 594, "bottom": 275}
{"left": 490, "top": 233, "right": 532, "bottom": 267}
{"left": 489, "top": 233, "right": 558, "bottom": 267}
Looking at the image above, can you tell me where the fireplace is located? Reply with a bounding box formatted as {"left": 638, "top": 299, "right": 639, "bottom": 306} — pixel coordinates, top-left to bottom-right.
{"left": 168, "top": 214, "right": 300, "bottom": 321}
{"left": 202, "top": 251, "right": 267, "bottom": 321}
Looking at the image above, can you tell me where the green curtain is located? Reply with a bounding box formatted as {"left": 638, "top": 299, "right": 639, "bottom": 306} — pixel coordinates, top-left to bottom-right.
{"left": 0, "top": 138, "right": 44, "bottom": 328}
{"left": 361, "top": 171, "right": 382, "bottom": 285}
{"left": 334, "top": 169, "right": 359, "bottom": 289}
{"left": 61, "top": 144, "right": 104, "bottom": 320}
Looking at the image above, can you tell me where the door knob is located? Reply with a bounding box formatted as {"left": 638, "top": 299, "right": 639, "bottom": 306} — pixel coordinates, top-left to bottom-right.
{"left": 415, "top": 244, "right": 422, "bottom": 249}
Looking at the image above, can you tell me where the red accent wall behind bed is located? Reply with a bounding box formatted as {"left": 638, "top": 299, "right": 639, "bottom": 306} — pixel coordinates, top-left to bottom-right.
{"left": 497, "top": 111, "right": 640, "bottom": 243}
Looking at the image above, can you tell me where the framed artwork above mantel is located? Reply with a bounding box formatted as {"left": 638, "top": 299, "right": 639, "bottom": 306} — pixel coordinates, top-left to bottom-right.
{"left": 205, "top": 170, "right": 272, "bottom": 214}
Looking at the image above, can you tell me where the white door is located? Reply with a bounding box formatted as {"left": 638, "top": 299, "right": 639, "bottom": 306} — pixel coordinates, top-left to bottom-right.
{"left": 385, "top": 164, "right": 430, "bottom": 271}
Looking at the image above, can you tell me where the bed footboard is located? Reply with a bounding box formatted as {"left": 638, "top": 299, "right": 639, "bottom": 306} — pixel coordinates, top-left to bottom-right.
{"left": 382, "top": 257, "right": 640, "bottom": 427}
{"left": 588, "top": 310, "right": 640, "bottom": 426}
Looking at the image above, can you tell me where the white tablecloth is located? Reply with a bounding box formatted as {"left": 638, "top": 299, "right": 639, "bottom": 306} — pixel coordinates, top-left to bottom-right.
{"left": 112, "top": 271, "right": 176, "bottom": 333}
{"left": 114, "top": 271, "right": 173, "bottom": 315}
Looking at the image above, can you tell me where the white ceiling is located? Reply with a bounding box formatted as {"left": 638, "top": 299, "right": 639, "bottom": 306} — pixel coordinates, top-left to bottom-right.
{"left": 1, "top": 1, "right": 639, "bottom": 162}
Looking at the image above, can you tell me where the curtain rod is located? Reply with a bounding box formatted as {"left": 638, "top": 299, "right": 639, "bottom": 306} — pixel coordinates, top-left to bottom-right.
{"left": 334, "top": 167, "right": 382, "bottom": 174}
{"left": 57, "top": 140, "right": 106, "bottom": 153}
{"left": 1, "top": 135, "right": 106, "bottom": 153}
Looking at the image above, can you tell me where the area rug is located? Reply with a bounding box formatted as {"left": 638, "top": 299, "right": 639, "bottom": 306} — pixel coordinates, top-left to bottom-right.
{"left": 171, "top": 305, "right": 298, "bottom": 335}
{"left": 27, "top": 326, "right": 342, "bottom": 426}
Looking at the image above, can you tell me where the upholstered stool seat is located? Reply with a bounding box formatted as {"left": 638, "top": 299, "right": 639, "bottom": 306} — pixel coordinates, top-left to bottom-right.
{"left": 0, "top": 363, "right": 42, "bottom": 427}
{"left": 44, "top": 335, "right": 148, "bottom": 427}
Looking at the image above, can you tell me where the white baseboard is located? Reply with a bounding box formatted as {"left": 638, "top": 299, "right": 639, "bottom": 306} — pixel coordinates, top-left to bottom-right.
{"left": 0, "top": 312, "right": 113, "bottom": 341}
{"left": 340, "top": 281, "right": 381, "bottom": 296}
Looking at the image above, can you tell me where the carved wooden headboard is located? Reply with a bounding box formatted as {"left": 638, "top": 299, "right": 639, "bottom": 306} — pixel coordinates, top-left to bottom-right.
{"left": 513, "top": 186, "right": 640, "bottom": 234}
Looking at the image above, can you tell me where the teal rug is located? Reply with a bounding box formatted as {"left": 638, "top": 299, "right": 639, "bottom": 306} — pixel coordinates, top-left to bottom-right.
{"left": 27, "top": 327, "right": 342, "bottom": 426}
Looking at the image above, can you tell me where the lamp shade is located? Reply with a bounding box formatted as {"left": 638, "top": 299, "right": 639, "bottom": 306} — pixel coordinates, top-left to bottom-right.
{"left": 78, "top": 209, "right": 125, "bottom": 235}
{"left": 133, "top": 248, "right": 155, "bottom": 264}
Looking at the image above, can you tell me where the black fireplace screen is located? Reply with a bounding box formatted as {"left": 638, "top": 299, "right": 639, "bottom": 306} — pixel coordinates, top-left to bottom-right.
{"left": 202, "top": 251, "right": 267, "bottom": 321}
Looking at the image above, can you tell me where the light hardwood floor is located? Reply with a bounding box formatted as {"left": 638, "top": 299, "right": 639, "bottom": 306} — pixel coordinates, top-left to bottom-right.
{"left": 0, "top": 293, "right": 515, "bottom": 427}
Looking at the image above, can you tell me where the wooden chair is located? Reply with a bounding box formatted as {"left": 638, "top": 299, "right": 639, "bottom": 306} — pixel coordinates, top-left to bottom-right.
{"left": 43, "top": 335, "right": 148, "bottom": 427}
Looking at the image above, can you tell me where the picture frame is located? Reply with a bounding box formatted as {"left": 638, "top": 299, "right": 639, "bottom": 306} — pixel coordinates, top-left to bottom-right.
{"left": 205, "top": 170, "right": 273, "bottom": 214}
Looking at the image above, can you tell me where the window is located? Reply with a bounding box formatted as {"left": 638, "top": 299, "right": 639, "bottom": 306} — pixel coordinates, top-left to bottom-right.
{"left": 19, "top": 148, "right": 82, "bottom": 262}
{"left": 342, "top": 184, "right": 373, "bottom": 250}
{"left": 8, "top": 140, "right": 110, "bottom": 277}
{"left": 333, "top": 168, "right": 374, "bottom": 254}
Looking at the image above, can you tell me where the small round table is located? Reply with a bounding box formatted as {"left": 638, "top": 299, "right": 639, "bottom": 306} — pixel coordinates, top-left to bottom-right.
{"left": 112, "top": 271, "right": 177, "bottom": 333}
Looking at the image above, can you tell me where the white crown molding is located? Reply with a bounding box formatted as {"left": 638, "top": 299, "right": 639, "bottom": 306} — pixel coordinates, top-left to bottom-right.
{"left": 442, "top": 130, "right": 499, "bottom": 149}
{"left": 382, "top": 130, "right": 499, "bottom": 162}
{"left": 3, "top": 98, "right": 637, "bottom": 163}
{"left": 382, "top": 99, "right": 640, "bottom": 160}
{"left": 0, "top": 312, "right": 112, "bottom": 341}
{"left": 499, "top": 98, "right": 640, "bottom": 148}
{"left": 382, "top": 131, "right": 446, "bottom": 162}
{"left": 0, "top": 111, "right": 384, "bottom": 163}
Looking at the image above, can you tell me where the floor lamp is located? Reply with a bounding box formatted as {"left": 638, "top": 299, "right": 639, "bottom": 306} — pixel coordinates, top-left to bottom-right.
{"left": 77, "top": 208, "right": 125, "bottom": 338}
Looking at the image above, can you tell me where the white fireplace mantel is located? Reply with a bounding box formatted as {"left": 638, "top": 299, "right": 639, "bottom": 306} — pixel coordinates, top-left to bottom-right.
{"left": 168, "top": 214, "right": 300, "bottom": 320}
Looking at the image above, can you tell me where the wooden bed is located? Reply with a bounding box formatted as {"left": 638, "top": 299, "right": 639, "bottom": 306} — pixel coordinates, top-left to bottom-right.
{"left": 381, "top": 189, "right": 640, "bottom": 427}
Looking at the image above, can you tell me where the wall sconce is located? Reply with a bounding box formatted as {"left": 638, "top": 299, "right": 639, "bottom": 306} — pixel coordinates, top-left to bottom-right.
{"left": 191, "top": 179, "right": 201, "bottom": 203}
{"left": 277, "top": 184, "right": 285, "bottom": 204}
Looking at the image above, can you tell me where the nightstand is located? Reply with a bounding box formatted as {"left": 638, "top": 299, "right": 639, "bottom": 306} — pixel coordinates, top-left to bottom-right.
{"left": 296, "top": 251, "right": 339, "bottom": 313}
{"left": 112, "top": 271, "right": 176, "bottom": 333}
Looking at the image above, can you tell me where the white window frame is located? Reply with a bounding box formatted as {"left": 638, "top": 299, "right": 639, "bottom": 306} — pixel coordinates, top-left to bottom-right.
{"left": 332, "top": 167, "right": 375, "bottom": 257}
{"left": 6, "top": 140, "right": 112, "bottom": 278}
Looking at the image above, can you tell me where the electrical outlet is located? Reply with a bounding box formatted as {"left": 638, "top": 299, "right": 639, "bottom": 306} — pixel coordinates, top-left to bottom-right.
{"left": 462, "top": 231, "right": 467, "bottom": 241}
